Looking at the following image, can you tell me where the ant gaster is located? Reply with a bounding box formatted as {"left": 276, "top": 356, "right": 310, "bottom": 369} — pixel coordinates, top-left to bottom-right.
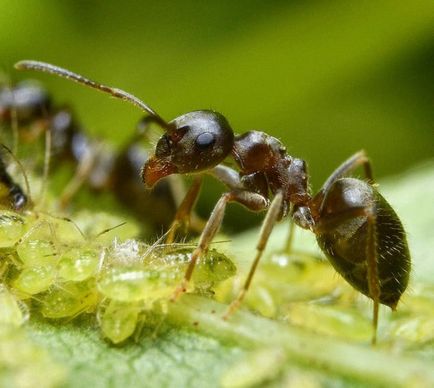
{"left": 15, "top": 60, "right": 411, "bottom": 344}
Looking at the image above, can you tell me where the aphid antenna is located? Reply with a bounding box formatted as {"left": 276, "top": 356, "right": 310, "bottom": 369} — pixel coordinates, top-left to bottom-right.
{"left": 38, "top": 211, "right": 86, "bottom": 240}
{"left": 14, "top": 218, "right": 52, "bottom": 248}
{"left": 94, "top": 221, "right": 128, "bottom": 239}
{"left": 0, "top": 144, "right": 32, "bottom": 205}
{"left": 15, "top": 60, "right": 172, "bottom": 131}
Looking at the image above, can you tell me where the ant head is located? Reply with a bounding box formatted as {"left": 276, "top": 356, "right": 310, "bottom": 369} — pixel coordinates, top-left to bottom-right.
{"left": 142, "top": 110, "right": 234, "bottom": 187}
{"left": 13, "top": 62, "right": 234, "bottom": 187}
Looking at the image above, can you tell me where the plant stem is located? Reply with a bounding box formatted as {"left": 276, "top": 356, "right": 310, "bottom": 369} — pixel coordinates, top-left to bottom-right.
{"left": 168, "top": 294, "right": 434, "bottom": 387}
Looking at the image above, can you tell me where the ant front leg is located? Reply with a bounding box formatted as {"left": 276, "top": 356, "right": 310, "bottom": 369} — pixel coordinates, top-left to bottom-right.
{"left": 224, "top": 191, "right": 283, "bottom": 319}
{"left": 171, "top": 189, "right": 269, "bottom": 301}
{"left": 166, "top": 175, "right": 203, "bottom": 244}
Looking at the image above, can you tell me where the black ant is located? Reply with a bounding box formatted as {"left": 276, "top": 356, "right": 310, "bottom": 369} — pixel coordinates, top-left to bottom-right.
{"left": 0, "top": 150, "right": 28, "bottom": 210}
{"left": 15, "top": 60, "right": 411, "bottom": 344}
{"left": 0, "top": 78, "right": 181, "bottom": 232}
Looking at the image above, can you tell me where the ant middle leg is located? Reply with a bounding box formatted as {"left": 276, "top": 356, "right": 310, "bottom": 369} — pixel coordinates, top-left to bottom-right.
{"left": 224, "top": 191, "right": 283, "bottom": 318}
{"left": 171, "top": 190, "right": 269, "bottom": 301}
{"left": 283, "top": 217, "right": 295, "bottom": 254}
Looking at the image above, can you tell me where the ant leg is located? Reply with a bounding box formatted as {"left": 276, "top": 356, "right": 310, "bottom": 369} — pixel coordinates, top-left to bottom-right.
{"left": 365, "top": 209, "right": 380, "bottom": 345}
{"left": 171, "top": 190, "right": 269, "bottom": 300}
{"left": 224, "top": 192, "right": 283, "bottom": 318}
{"left": 315, "top": 206, "right": 380, "bottom": 344}
{"left": 59, "top": 145, "right": 100, "bottom": 209}
{"left": 284, "top": 217, "right": 295, "bottom": 254}
{"left": 321, "top": 151, "right": 374, "bottom": 195}
{"left": 166, "top": 175, "right": 203, "bottom": 244}
{"left": 168, "top": 164, "right": 245, "bottom": 239}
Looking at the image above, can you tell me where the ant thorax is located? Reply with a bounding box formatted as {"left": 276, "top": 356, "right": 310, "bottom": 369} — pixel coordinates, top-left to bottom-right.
{"left": 232, "top": 130, "right": 311, "bottom": 211}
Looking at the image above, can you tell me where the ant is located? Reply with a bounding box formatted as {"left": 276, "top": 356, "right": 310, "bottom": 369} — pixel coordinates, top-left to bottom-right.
{"left": 0, "top": 150, "right": 28, "bottom": 210}
{"left": 15, "top": 60, "right": 411, "bottom": 344}
{"left": 0, "top": 78, "right": 181, "bottom": 232}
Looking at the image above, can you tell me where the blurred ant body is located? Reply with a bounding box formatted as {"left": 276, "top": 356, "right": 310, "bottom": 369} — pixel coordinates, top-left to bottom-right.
{"left": 0, "top": 151, "right": 27, "bottom": 210}
{"left": 0, "top": 80, "right": 178, "bottom": 231}
{"left": 16, "top": 60, "right": 411, "bottom": 344}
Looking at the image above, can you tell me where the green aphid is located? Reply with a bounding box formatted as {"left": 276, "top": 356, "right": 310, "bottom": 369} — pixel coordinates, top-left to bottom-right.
{"left": 58, "top": 248, "right": 99, "bottom": 282}
{"left": 16, "top": 239, "right": 56, "bottom": 268}
{"left": 0, "top": 212, "right": 26, "bottom": 249}
{"left": 98, "top": 300, "right": 140, "bottom": 344}
{"left": 98, "top": 244, "right": 236, "bottom": 304}
{"left": 173, "top": 247, "right": 237, "bottom": 290}
{"left": 98, "top": 266, "right": 179, "bottom": 303}
{"left": 12, "top": 265, "right": 55, "bottom": 296}
{"left": 0, "top": 284, "right": 28, "bottom": 326}
{"left": 38, "top": 280, "right": 98, "bottom": 319}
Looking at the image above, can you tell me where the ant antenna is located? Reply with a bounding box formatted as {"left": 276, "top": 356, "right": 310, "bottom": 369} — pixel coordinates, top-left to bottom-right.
{"left": 0, "top": 144, "right": 32, "bottom": 205}
{"left": 14, "top": 60, "right": 171, "bottom": 131}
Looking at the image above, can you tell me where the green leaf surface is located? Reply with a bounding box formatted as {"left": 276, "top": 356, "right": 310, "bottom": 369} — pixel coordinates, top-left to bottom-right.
{"left": 0, "top": 161, "right": 431, "bottom": 388}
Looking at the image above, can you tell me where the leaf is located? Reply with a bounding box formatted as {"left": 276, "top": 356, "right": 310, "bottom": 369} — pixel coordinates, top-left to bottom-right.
{"left": 1, "top": 162, "right": 433, "bottom": 388}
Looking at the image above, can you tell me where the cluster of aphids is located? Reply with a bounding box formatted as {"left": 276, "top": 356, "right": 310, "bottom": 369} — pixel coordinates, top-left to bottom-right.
{"left": 0, "top": 79, "right": 178, "bottom": 232}
{"left": 0, "top": 79, "right": 236, "bottom": 343}
{"left": 0, "top": 210, "right": 235, "bottom": 343}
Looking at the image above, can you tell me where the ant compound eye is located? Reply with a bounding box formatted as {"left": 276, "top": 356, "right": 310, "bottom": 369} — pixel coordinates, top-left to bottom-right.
{"left": 195, "top": 132, "right": 216, "bottom": 150}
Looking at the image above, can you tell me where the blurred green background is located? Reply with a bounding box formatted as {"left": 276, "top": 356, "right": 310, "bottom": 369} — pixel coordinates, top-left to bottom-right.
{"left": 1, "top": 1, "right": 433, "bottom": 230}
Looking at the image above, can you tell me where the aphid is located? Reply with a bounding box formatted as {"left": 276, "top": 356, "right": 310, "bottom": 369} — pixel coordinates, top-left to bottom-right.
{"left": 97, "top": 240, "right": 236, "bottom": 305}
{"left": 57, "top": 247, "right": 99, "bottom": 282}
{"left": 16, "top": 60, "right": 411, "bottom": 344}
{"left": 0, "top": 211, "right": 26, "bottom": 248}
{"left": 96, "top": 239, "right": 235, "bottom": 343}
{"left": 38, "top": 279, "right": 98, "bottom": 319}
{"left": 0, "top": 284, "right": 29, "bottom": 326}
{"left": 98, "top": 299, "right": 141, "bottom": 344}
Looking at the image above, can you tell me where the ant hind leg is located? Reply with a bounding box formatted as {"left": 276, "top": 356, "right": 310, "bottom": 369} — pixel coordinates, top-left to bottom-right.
{"left": 365, "top": 208, "right": 380, "bottom": 345}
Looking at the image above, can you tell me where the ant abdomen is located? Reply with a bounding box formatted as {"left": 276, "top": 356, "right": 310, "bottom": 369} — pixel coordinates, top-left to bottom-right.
{"left": 314, "top": 178, "right": 411, "bottom": 309}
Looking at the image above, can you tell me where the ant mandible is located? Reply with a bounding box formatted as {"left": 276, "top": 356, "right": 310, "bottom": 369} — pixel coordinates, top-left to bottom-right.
{"left": 15, "top": 60, "right": 411, "bottom": 344}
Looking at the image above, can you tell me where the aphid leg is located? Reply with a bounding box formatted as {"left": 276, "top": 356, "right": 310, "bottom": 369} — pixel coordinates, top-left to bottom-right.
{"left": 365, "top": 208, "right": 380, "bottom": 345}
{"left": 166, "top": 175, "right": 203, "bottom": 244}
{"left": 223, "top": 192, "right": 283, "bottom": 319}
{"left": 171, "top": 190, "right": 269, "bottom": 301}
